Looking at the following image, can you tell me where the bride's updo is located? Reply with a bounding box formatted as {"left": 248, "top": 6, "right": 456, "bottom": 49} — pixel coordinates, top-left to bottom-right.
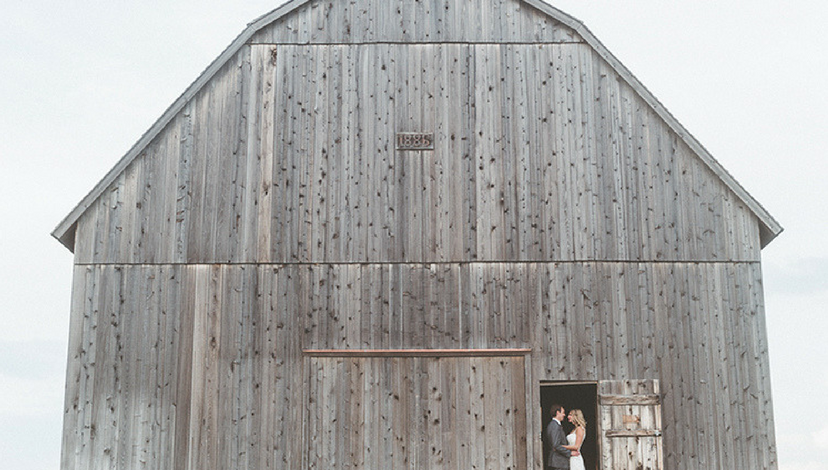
{"left": 569, "top": 409, "right": 586, "bottom": 428}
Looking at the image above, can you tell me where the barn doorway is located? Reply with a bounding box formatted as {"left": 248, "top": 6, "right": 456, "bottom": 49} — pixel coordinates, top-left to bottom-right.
{"left": 541, "top": 382, "right": 599, "bottom": 470}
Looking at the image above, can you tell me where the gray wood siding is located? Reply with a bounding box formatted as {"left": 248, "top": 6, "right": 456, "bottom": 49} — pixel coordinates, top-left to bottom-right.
{"left": 73, "top": 43, "right": 761, "bottom": 265}
{"left": 599, "top": 380, "right": 664, "bottom": 470}
{"left": 305, "top": 355, "right": 528, "bottom": 470}
{"left": 62, "top": 262, "right": 775, "bottom": 470}
{"left": 247, "top": 0, "right": 582, "bottom": 44}
{"left": 61, "top": 3, "right": 778, "bottom": 469}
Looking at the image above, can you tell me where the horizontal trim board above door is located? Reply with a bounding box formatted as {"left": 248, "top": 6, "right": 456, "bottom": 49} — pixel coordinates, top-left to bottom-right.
{"left": 303, "top": 348, "right": 532, "bottom": 357}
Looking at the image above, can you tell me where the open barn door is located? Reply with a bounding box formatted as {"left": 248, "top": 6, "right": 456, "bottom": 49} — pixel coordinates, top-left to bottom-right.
{"left": 598, "top": 379, "right": 663, "bottom": 470}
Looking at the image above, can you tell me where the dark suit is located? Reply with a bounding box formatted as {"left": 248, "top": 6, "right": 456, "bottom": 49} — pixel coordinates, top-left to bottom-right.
{"left": 545, "top": 418, "right": 571, "bottom": 470}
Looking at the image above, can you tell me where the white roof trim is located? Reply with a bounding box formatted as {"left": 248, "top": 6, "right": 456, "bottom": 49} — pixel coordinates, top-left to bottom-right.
{"left": 53, "top": 0, "right": 782, "bottom": 251}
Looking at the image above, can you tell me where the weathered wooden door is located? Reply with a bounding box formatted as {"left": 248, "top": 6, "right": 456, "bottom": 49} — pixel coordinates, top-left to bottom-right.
{"left": 598, "top": 379, "right": 663, "bottom": 470}
{"left": 305, "top": 355, "right": 528, "bottom": 470}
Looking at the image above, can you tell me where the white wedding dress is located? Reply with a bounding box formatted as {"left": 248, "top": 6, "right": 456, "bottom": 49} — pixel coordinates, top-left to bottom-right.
{"left": 567, "top": 432, "right": 586, "bottom": 470}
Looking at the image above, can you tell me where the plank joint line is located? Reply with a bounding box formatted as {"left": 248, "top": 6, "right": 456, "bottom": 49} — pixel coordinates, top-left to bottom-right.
{"left": 303, "top": 348, "right": 532, "bottom": 357}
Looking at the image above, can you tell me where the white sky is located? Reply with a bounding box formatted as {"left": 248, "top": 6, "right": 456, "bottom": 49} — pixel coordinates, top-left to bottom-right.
{"left": 1, "top": 1, "right": 826, "bottom": 469}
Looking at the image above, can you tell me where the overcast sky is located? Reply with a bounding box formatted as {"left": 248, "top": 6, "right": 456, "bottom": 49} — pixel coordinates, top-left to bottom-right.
{"left": 1, "top": 1, "right": 826, "bottom": 469}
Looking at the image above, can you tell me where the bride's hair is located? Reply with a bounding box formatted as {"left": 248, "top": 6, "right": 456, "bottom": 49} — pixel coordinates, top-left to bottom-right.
{"left": 569, "top": 409, "right": 586, "bottom": 428}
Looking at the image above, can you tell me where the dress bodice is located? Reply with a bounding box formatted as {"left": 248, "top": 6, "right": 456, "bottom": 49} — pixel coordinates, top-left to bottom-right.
{"left": 567, "top": 430, "right": 586, "bottom": 470}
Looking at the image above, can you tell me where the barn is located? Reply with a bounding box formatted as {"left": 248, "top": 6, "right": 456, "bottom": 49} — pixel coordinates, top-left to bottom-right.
{"left": 53, "top": 1, "right": 782, "bottom": 469}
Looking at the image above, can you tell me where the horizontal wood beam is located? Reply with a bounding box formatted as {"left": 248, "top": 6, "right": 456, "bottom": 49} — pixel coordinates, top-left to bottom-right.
{"left": 605, "top": 429, "right": 663, "bottom": 438}
{"left": 303, "top": 348, "right": 532, "bottom": 357}
{"left": 599, "top": 394, "right": 661, "bottom": 405}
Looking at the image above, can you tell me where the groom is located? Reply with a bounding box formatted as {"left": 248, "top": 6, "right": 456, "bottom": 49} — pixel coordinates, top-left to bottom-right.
{"left": 545, "top": 404, "right": 578, "bottom": 470}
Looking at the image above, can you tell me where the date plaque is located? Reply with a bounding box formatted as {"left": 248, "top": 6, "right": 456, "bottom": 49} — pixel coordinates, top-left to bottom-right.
{"left": 396, "top": 132, "right": 434, "bottom": 150}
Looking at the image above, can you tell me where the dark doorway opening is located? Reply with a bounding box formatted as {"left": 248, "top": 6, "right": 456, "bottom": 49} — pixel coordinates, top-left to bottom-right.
{"left": 541, "top": 382, "right": 599, "bottom": 470}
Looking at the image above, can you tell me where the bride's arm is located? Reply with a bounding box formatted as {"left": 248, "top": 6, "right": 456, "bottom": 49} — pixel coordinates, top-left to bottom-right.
{"left": 574, "top": 427, "right": 585, "bottom": 450}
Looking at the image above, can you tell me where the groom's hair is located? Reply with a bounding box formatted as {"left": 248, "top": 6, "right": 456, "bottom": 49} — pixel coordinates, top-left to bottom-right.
{"left": 550, "top": 404, "right": 564, "bottom": 416}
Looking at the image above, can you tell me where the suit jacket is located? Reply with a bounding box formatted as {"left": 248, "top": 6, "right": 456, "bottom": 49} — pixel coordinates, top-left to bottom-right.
{"left": 545, "top": 419, "right": 571, "bottom": 469}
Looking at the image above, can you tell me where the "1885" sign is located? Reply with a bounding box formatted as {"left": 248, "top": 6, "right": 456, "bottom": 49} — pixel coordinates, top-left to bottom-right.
{"left": 396, "top": 132, "right": 434, "bottom": 151}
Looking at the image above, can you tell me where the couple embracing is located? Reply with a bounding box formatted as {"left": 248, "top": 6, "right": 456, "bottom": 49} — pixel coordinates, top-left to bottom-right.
{"left": 545, "top": 404, "right": 586, "bottom": 470}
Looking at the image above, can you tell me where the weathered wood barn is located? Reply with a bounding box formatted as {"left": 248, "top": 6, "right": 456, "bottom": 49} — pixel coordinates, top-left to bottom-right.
{"left": 53, "top": 0, "right": 782, "bottom": 469}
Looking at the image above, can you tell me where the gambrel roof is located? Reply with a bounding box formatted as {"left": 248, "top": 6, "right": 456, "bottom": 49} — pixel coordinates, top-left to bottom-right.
{"left": 52, "top": 0, "right": 782, "bottom": 251}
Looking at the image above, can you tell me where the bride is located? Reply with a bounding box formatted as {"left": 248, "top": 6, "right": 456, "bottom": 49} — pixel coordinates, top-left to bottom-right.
{"left": 563, "top": 409, "right": 586, "bottom": 470}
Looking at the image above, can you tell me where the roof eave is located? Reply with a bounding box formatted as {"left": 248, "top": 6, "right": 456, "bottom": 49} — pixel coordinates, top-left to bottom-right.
{"left": 760, "top": 221, "right": 784, "bottom": 249}
{"left": 51, "top": 223, "right": 76, "bottom": 252}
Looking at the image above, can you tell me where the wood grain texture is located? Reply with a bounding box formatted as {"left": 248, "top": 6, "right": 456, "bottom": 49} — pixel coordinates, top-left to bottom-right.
{"left": 61, "top": 262, "right": 776, "bottom": 469}
{"left": 74, "top": 43, "right": 762, "bottom": 266}
{"left": 599, "top": 380, "right": 664, "bottom": 470}
{"left": 249, "top": 0, "right": 582, "bottom": 44}
{"left": 60, "top": 2, "right": 778, "bottom": 469}
{"left": 304, "top": 355, "right": 527, "bottom": 470}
